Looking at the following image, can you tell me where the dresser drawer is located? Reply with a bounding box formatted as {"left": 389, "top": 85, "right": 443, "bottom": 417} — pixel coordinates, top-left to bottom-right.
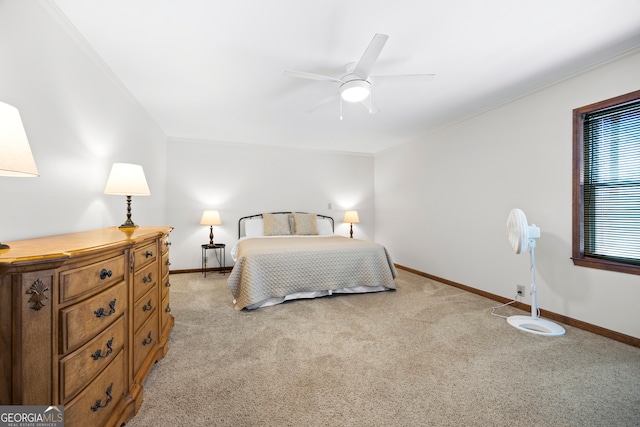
{"left": 161, "top": 293, "right": 171, "bottom": 333}
{"left": 133, "top": 241, "right": 157, "bottom": 271}
{"left": 60, "top": 280, "right": 128, "bottom": 354}
{"left": 133, "top": 262, "right": 157, "bottom": 302}
{"left": 161, "top": 250, "right": 170, "bottom": 277}
{"left": 161, "top": 234, "right": 170, "bottom": 254}
{"left": 59, "top": 253, "right": 126, "bottom": 304}
{"left": 59, "top": 315, "right": 126, "bottom": 403}
{"left": 161, "top": 271, "right": 170, "bottom": 300}
{"left": 64, "top": 349, "right": 126, "bottom": 427}
{"left": 133, "top": 285, "right": 157, "bottom": 333}
{"left": 133, "top": 315, "right": 159, "bottom": 376}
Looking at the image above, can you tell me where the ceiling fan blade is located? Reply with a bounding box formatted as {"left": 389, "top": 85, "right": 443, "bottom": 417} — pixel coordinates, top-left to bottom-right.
{"left": 370, "top": 73, "right": 436, "bottom": 81}
{"left": 306, "top": 94, "right": 339, "bottom": 113}
{"left": 352, "top": 33, "right": 389, "bottom": 79}
{"left": 283, "top": 70, "right": 344, "bottom": 83}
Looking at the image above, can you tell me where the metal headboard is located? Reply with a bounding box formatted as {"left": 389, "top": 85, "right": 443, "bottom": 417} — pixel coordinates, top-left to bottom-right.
{"left": 238, "top": 212, "right": 334, "bottom": 238}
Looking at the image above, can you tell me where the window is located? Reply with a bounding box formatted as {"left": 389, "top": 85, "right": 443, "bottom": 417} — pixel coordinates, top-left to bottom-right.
{"left": 572, "top": 89, "right": 640, "bottom": 275}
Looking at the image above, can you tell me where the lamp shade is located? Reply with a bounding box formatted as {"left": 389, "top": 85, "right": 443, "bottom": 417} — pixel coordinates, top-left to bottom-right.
{"left": 0, "top": 101, "right": 39, "bottom": 177}
{"left": 200, "top": 210, "right": 222, "bottom": 226}
{"left": 104, "top": 163, "right": 150, "bottom": 196}
{"left": 343, "top": 210, "right": 360, "bottom": 223}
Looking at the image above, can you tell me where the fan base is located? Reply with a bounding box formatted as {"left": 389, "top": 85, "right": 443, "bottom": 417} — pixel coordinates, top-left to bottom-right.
{"left": 507, "top": 315, "right": 566, "bottom": 336}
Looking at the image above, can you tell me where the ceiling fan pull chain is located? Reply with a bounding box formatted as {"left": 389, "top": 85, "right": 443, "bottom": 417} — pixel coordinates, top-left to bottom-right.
{"left": 339, "top": 97, "right": 343, "bottom": 120}
{"left": 369, "top": 88, "right": 373, "bottom": 114}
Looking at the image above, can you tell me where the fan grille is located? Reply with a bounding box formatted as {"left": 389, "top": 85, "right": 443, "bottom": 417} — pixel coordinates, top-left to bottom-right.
{"left": 506, "top": 208, "right": 529, "bottom": 254}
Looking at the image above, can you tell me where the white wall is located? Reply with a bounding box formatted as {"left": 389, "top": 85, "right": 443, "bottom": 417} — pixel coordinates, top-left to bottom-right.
{"left": 375, "top": 48, "right": 640, "bottom": 339}
{"left": 166, "top": 139, "right": 374, "bottom": 270}
{"left": 0, "top": 1, "right": 167, "bottom": 240}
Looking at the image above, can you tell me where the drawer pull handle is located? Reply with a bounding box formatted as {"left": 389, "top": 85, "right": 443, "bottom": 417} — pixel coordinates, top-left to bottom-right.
{"left": 165, "top": 305, "right": 171, "bottom": 313}
{"left": 145, "top": 250, "right": 153, "bottom": 258}
{"left": 142, "top": 331, "right": 153, "bottom": 346}
{"left": 142, "top": 273, "right": 153, "bottom": 283}
{"left": 165, "top": 241, "right": 172, "bottom": 246}
{"left": 90, "top": 383, "right": 113, "bottom": 412}
{"left": 166, "top": 260, "right": 171, "bottom": 266}
{"left": 94, "top": 299, "right": 117, "bottom": 318}
{"left": 99, "top": 269, "right": 113, "bottom": 280}
{"left": 91, "top": 338, "right": 114, "bottom": 360}
{"left": 165, "top": 281, "right": 171, "bottom": 287}
{"left": 142, "top": 299, "right": 153, "bottom": 312}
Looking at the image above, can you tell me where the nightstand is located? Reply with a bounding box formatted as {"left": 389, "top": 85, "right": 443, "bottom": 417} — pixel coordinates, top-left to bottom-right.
{"left": 201, "top": 243, "right": 226, "bottom": 277}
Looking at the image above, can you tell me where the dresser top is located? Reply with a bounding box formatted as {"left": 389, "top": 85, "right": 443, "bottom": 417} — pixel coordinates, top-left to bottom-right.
{"left": 0, "top": 226, "right": 172, "bottom": 271}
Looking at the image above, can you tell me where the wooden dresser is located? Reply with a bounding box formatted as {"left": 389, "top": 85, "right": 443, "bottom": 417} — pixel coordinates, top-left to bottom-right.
{"left": 0, "top": 226, "right": 174, "bottom": 427}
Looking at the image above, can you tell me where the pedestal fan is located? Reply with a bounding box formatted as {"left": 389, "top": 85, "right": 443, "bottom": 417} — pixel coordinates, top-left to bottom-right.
{"left": 506, "top": 208, "right": 565, "bottom": 336}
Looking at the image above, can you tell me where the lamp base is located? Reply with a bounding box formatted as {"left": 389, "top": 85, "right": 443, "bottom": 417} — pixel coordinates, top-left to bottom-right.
{"left": 507, "top": 315, "right": 566, "bottom": 336}
{"left": 0, "top": 242, "right": 9, "bottom": 250}
{"left": 118, "top": 195, "right": 139, "bottom": 229}
{"left": 119, "top": 222, "right": 139, "bottom": 229}
{"left": 207, "top": 225, "right": 214, "bottom": 247}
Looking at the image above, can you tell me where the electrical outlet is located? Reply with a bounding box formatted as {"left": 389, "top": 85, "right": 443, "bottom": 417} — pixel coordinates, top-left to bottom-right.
{"left": 517, "top": 285, "right": 525, "bottom": 297}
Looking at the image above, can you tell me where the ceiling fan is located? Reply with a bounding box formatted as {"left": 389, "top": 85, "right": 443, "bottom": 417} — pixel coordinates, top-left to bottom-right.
{"left": 283, "top": 33, "right": 435, "bottom": 117}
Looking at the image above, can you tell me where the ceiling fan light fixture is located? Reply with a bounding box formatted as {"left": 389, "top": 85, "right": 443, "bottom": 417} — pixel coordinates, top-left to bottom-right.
{"left": 340, "top": 80, "right": 370, "bottom": 103}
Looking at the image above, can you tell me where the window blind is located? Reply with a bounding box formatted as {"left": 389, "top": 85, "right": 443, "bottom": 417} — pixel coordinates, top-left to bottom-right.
{"left": 583, "top": 100, "right": 640, "bottom": 264}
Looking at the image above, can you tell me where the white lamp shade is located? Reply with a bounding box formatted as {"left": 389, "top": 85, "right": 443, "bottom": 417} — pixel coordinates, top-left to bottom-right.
{"left": 0, "top": 101, "right": 39, "bottom": 177}
{"left": 343, "top": 210, "right": 360, "bottom": 223}
{"left": 104, "top": 163, "right": 151, "bottom": 196}
{"left": 200, "top": 210, "right": 222, "bottom": 226}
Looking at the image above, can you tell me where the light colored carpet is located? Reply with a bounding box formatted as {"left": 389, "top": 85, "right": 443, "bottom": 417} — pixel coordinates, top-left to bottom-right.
{"left": 126, "top": 269, "right": 640, "bottom": 427}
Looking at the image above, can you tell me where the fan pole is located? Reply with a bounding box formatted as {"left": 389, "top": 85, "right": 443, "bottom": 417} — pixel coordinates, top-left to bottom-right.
{"left": 529, "top": 239, "right": 539, "bottom": 319}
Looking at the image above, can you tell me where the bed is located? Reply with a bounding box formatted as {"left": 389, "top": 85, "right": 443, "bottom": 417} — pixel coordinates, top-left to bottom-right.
{"left": 226, "top": 212, "right": 397, "bottom": 310}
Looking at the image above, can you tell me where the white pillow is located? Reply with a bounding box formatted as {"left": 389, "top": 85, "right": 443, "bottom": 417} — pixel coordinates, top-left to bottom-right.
{"left": 317, "top": 217, "right": 334, "bottom": 235}
{"left": 245, "top": 219, "right": 264, "bottom": 237}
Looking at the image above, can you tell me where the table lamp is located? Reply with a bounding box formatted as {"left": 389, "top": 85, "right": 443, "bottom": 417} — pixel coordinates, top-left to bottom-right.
{"left": 0, "top": 101, "right": 39, "bottom": 249}
{"left": 200, "top": 210, "right": 222, "bottom": 247}
{"left": 104, "top": 163, "right": 150, "bottom": 228}
{"left": 343, "top": 210, "right": 360, "bottom": 238}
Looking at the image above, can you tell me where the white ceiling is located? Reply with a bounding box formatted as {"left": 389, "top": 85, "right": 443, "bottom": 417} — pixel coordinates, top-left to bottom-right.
{"left": 51, "top": 0, "right": 640, "bottom": 154}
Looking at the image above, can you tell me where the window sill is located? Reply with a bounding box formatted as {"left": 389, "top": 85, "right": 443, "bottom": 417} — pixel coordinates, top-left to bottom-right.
{"left": 572, "top": 256, "right": 640, "bottom": 276}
